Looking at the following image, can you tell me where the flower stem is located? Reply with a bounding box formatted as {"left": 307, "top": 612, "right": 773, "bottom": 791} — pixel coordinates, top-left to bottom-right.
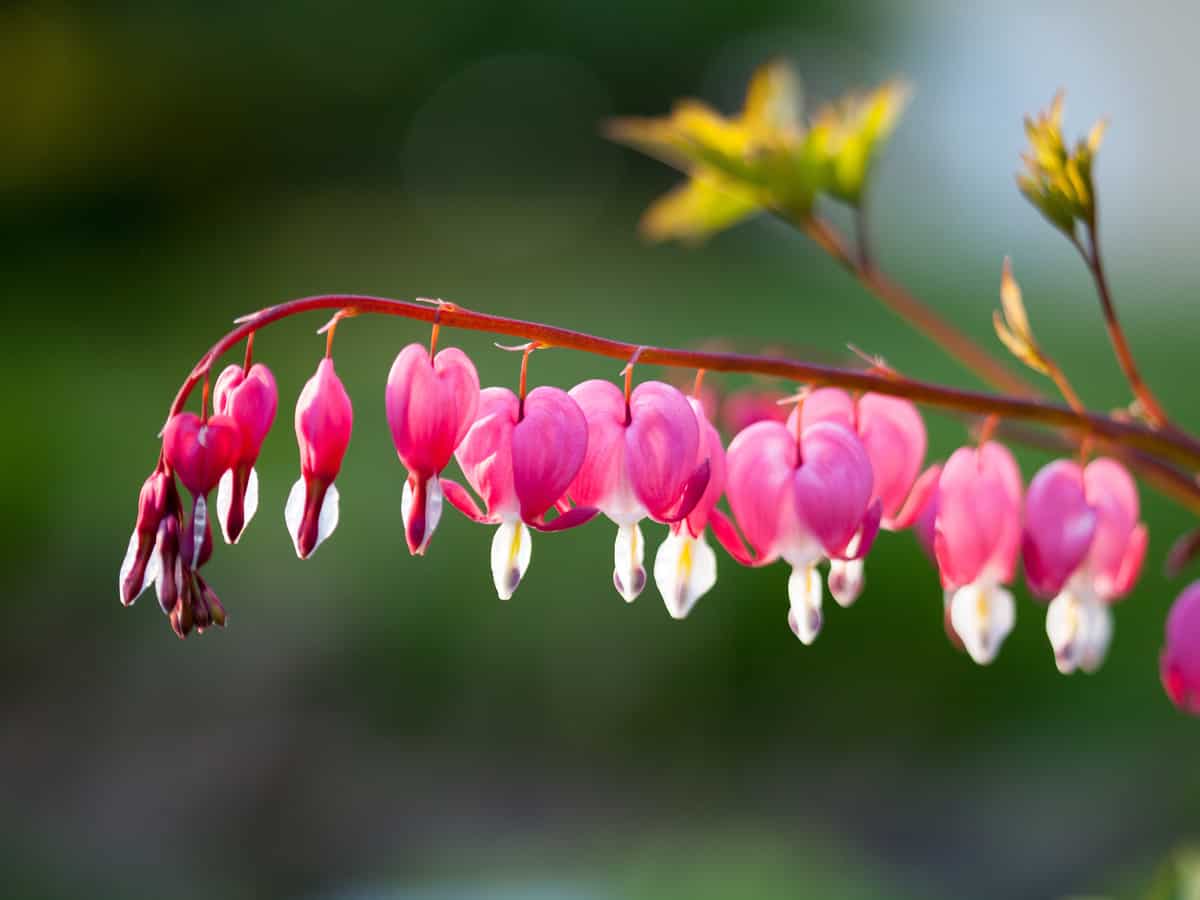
{"left": 167, "top": 294, "right": 1200, "bottom": 481}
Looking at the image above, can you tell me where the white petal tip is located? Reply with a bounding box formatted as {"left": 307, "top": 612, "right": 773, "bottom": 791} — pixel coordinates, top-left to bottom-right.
{"left": 828, "top": 558, "right": 865, "bottom": 609}
{"left": 285, "top": 477, "right": 340, "bottom": 559}
{"left": 950, "top": 582, "right": 1015, "bottom": 666}
{"left": 491, "top": 520, "right": 531, "bottom": 601}
{"left": 654, "top": 531, "right": 717, "bottom": 620}
{"left": 613, "top": 523, "right": 647, "bottom": 602}
{"left": 786, "top": 565, "right": 824, "bottom": 644}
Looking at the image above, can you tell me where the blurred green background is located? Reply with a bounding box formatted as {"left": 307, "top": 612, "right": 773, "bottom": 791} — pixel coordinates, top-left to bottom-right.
{"left": 3, "top": 2, "right": 1199, "bottom": 898}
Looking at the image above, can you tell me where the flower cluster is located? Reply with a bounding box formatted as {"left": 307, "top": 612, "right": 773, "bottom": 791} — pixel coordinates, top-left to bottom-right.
{"left": 123, "top": 338, "right": 1153, "bottom": 680}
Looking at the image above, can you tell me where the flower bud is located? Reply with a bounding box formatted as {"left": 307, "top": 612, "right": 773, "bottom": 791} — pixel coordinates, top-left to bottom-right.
{"left": 214, "top": 363, "right": 278, "bottom": 543}
{"left": 119, "top": 467, "right": 174, "bottom": 605}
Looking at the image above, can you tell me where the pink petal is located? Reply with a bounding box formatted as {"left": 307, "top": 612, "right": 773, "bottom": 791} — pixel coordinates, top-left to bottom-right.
{"left": 1021, "top": 460, "right": 1097, "bottom": 599}
{"left": 441, "top": 477, "right": 497, "bottom": 524}
{"left": 625, "top": 381, "right": 700, "bottom": 521}
{"left": 724, "top": 420, "right": 799, "bottom": 563}
{"left": 1083, "top": 458, "right": 1143, "bottom": 599}
{"left": 529, "top": 505, "right": 600, "bottom": 532}
{"left": 454, "top": 387, "right": 519, "bottom": 520}
{"left": 512, "top": 386, "right": 589, "bottom": 522}
{"left": 933, "top": 442, "right": 1022, "bottom": 589}
{"left": 163, "top": 412, "right": 242, "bottom": 498}
{"left": 793, "top": 421, "right": 874, "bottom": 557}
{"left": 682, "top": 398, "right": 727, "bottom": 537}
{"left": 386, "top": 343, "right": 480, "bottom": 477}
{"left": 215, "top": 363, "right": 278, "bottom": 462}
{"left": 857, "top": 394, "right": 926, "bottom": 523}
{"left": 891, "top": 463, "right": 942, "bottom": 532}
{"left": 1162, "top": 582, "right": 1200, "bottom": 715}
{"left": 295, "top": 358, "right": 353, "bottom": 483}
{"left": 798, "top": 387, "right": 855, "bottom": 430}
{"left": 659, "top": 459, "right": 711, "bottom": 524}
{"left": 719, "top": 389, "right": 789, "bottom": 434}
{"left": 708, "top": 508, "right": 758, "bottom": 567}
{"left": 567, "top": 379, "right": 639, "bottom": 518}
{"left": 1109, "top": 522, "right": 1147, "bottom": 600}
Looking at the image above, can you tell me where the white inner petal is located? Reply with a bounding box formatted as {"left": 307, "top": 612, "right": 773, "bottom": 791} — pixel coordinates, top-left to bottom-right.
{"left": 216, "top": 469, "right": 234, "bottom": 544}
{"left": 285, "top": 477, "right": 306, "bottom": 557}
{"left": 243, "top": 466, "right": 260, "bottom": 535}
{"left": 190, "top": 495, "right": 208, "bottom": 569}
{"left": 1046, "top": 590, "right": 1083, "bottom": 674}
{"left": 613, "top": 522, "right": 646, "bottom": 602}
{"left": 950, "top": 581, "right": 1015, "bottom": 665}
{"left": 119, "top": 530, "right": 159, "bottom": 604}
{"left": 1079, "top": 599, "right": 1113, "bottom": 674}
{"left": 490, "top": 519, "right": 532, "bottom": 601}
{"left": 787, "top": 564, "right": 823, "bottom": 645}
{"left": 285, "top": 478, "right": 341, "bottom": 559}
{"left": 828, "top": 557, "right": 865, "bottom": 609}
{"left": 654, "top": 530, "right": 718, "bottom": 620}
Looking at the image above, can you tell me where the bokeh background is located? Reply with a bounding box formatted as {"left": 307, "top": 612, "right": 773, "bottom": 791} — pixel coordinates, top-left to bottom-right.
{"left": 3, "top": 1, "right": 1199, "bottom": 898}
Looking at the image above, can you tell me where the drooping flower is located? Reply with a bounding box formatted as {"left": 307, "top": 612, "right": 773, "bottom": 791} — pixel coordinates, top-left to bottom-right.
{"left": 1023, "top": 458, "right": 1147, "bottom": 674}
{"left": 118, "top": 465, "right": 173, "bottom": 606}
{"left": 445, "top": 385, "right": 594, "bottom": 599}
{"left": 1162, "top": 582, "right": 1200, "bottom": 715}
{"left": 719, "top": 388, "right": 789, "bottom": 435}
{"left": 286, "top": 357, "right": 353, "bottom": 559}
{"left": 798, "top": 388, "right": 928, "bottom": 607}
{"left": 568, "top": 379, "right": 711, "bottom": 603}
{"left": 932, "top": 442, "right": 1023, "bottom": 665}
{"left": 213, "top": 362, "right": 278, "bottom": 544}
{"left": 385, "top": 343, "right": 480, "bottom": 555}
{"left": 718, "top": 418, "right": 880, "bottom": 644}
{"left": 162, "top": 410, "right": 242, "bottom": 568}
{"left": 653, "top": 398, "right": 727, "bottom": 619}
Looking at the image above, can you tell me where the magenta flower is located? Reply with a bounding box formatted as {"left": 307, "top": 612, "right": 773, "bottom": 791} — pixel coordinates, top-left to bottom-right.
{"left": 385, "top": 343, "right": 480, "bottom": 556}
{"left": 932, "top": 442, "right": 1023, "bottom": 664}
{"left": 799, "top": 388, "right": 928, "bottom": 606}
{"left": 567, "top": 379, "right": 711, "bottom": 602}
{"left": 1162, "top": 582, "right": 1200, "bottom": 715}
{"left": 445, "top": 385, "right": 594, "bottom": 599}
{"left": 719, "top": 418, "right": 880, "bottom": 644}
{"left": 285, "top": 358, "right": 353, "bottom": 559}
{"left": 118, "top": 465, "right": 174, "bottom": 606}
{"left": 653, "top": 398, "right": 727, "bottom": 619}
{"left": 1024, "top": 457, "right": 1147, "bottom": 673}
{"left": 162, "top": 410, "right": 242, "bottom": 566}
{"left": 213, "top": 362, "right": 278, "bottom": 544}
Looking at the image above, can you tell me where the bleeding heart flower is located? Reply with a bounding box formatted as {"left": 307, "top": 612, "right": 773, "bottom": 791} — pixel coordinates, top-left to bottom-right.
{"left": 653, "top": 398, "right": 727, "bottom": 620}
{"left": 445, "top": 385, "right": 594, "bottom": 599}
{"left": 1162, "top": 581, "right": 1200, "bottom": 715}
{"left": 118, "top": 466, "right": 174, "bottom": 606}
{"left": 386, "top": 343, "right": 480, "bottom": 555}
{"left": 162, "top": 410, "right": 241, "bottom": 569}
{"left": 568, "top": 379, "right": 711, "bottom": 603}
{"left": 285, "top": 357, "right": 353, "bottom": 559}
{"left": 932, "top": 441, "right": 1023, "bottom": 665}
{"left": 1024, "top": 457, "right": 1147, "bottom": 674}
{"left": 799, "top": 388, "right": 928, "bottom": 606}
{"left": 213, "top": 362, "right": 278, "bottom": 544}
{"left": 719, "top": 418, "right": 880, "bottom": 644}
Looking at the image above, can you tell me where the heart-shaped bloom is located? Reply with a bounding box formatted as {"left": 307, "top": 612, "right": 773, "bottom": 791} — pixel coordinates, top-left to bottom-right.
{"left": 446, "top": 385, "right": 594, "bottom": 599}
{"left": 719, "top": 418, "right": 880, "bottom": 644}
{"left": 932, "top": 442, "right": 1023, "bottom": 665}
{"left": 286, "top": 357, "right": 353, "bottom": 559}
{"left": 568, "top": 379, "right": 711, "bottom": 603}
{"left": 385, "top": 343, "right": 480, "bottom": 555}
{"left": 1024, "top": 457, "right": 1147, "bottom": 674}
{"left": 162, "top": 410, "right": 241, "bottom": 567}
{"left": 213, "top": 362, "right": 278, "bottom": 544}
{"left": 1162, "top": 581, "right": 1200, "bottom": 715}
{"left": 798, "top": 388, "right": 928, "bottom": 607}
{"left": 653, "top": 398, "right": 727, "bottom": 619}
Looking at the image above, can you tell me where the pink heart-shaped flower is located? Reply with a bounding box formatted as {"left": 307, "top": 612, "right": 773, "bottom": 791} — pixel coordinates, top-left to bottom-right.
{"left": 163, "top": 412, "right": 241, "bottom": 497}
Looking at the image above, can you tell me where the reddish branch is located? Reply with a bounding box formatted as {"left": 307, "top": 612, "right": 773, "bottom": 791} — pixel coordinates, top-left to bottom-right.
{"left": 165, "top": 294, "right": 1200, "bottom": 514}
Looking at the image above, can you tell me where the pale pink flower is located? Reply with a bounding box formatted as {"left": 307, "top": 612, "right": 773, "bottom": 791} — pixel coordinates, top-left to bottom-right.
{"left": 1024, "top": 458, "right": 1147, "bottom": 673}
{"left": 932, "top": 442, "right": 1023, "bottom": 664}
{"left": 285, "top": 358, "right": 353, "bottom": 559}
{"left": 798, "top": 388, "right": 928, "bottom": 607}
{"left": 385, "top": 343, "right": 480, "bottom": 555}
{"left": 445, "top": 385, "right": 594, "bottom": 599}
{"left": 718, "top": 418, "right": 880, "bottom": 644}
{"left": 568, "top": 379, "right": 711, "bottom": 603}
